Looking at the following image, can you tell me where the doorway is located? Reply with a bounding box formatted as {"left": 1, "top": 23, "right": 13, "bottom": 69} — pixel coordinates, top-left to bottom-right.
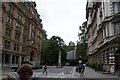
{"left": 30, "top": 51, "right": 34, "bottom": 61}
{"left": 115, "top": 50, "right": 120, "bottom": 71}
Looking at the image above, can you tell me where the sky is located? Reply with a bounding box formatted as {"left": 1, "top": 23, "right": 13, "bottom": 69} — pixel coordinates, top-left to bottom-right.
{"left": 32, "top": 0, "right": 87, "bottom": 45}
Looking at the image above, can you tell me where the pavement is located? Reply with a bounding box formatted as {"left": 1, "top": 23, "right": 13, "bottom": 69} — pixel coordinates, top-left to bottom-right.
{"left": 71, "top": 67, "right": 118, "bottom": 78}
{"left": 2, "top": 65, "right": 14, "bottom": 73}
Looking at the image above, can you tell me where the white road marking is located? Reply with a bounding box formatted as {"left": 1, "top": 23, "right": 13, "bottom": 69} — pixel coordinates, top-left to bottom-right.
{"left": 58, "top": 72, "right": 64, "bottom": 75}
{"left": 70, "top": 67, "right": 76, "bottom": 76}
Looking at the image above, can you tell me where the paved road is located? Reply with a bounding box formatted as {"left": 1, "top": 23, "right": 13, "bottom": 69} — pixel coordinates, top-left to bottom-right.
{"left": 39, "top": 78, "right": 118, "bottom": 80}
{"left": 1, "top": 66, "right": 76, "bottom": 78}
{"left": 1, "top": 66, "right": 119, "bottom": 79}
{"left": 33, "top": 66, "right": 73, "bottom": 74}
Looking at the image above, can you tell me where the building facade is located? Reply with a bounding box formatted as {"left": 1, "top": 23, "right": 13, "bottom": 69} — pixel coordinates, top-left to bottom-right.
{"left": 2, "top": 2, "right": 43, "bottom": 68}
{"left": 86, "top": 1, "right": 120, "bottom": 73}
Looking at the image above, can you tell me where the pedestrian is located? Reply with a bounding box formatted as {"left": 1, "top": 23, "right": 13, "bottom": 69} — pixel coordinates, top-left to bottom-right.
{"left": 81, "top": 64, "right": 85, "bottom": 76}
{"left": 0, "top": 74, "right": 16, "bottom": 80}
{"left": 77, "top": 63, "right": 85, "bottom": 77}
{"left": 16, "top": 64, "right": 39, "bottom": 80}
{"left": 78, "top": 63, "right": 82, "bottom": 73}
{"left": 43, "top": 63, "right": 47, "bottom": 75}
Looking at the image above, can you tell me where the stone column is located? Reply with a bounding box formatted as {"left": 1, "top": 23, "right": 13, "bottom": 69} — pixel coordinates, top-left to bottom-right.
{"left": 58, "top": 51, "right": 61, "bottom": 67}
{"left": 19, "top": 56, "right": 22, "bottom": 66}
{"left": 10, "top": 55, "right": 13, "bottom": 65}
{"left": 14, "top": 56, "right": 16, "bottom": 64}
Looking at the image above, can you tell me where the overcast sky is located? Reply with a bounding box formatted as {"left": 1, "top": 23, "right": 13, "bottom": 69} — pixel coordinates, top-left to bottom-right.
{"left": 32, "top": 0, "right": 87, "bottom": 45}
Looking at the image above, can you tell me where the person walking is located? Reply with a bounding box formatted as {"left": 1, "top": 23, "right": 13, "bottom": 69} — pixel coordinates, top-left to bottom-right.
{"left": 80, "top": 64, "right": 85, "bottom": 77}
{"left": 43, "top": 63, "right": 47, "bottom": 75}
{"left": 77, "top": 63, "right": 85, "bottom": 77}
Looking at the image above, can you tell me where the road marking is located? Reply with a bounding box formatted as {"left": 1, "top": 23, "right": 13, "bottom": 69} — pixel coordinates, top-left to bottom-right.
{"left": 58, "top": 72, "right": 64, "bottom": 75}
{"left": 70, "top": 67, "right": 75, "bottom": 76}
{"left": 70, "top": 68, "right": 74, "bottom": 74}
{"left": 72, "top": 67, "right": 76, "bottom": 76}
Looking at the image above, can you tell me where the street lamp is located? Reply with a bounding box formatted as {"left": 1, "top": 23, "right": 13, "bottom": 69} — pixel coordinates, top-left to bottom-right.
{"left": 58, "top": 50, "right": 61, "bottom": 67}
{"left": 58, "top": 43, "right": 63, "bottom": 67}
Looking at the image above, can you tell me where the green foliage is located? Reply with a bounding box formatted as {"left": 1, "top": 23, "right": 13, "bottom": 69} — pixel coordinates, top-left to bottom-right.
{"left": 42, "top": 30, "right": 48, "bottom": 40}
{"left": 41, "top": 35, "right": 66, "bottom": 65}
{"left": 86, "top": 61, "right": 103, "bottom": 71}
{"left": 78, "top": 21, "right": 87, "bottom": 43}
{"left": 76, "top": 21, "right": 88, "bottom": 61}
{"left": 64, "top": 41, "right": 75, "bottom": 52}
{"left": 76, "top": 42, "right": 88, "bottom": 60}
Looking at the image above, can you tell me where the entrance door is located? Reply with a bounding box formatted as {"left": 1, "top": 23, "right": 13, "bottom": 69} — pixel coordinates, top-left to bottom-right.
{"left": 30, "top": 51, "right": 34, "bottom": 61}
{"left": 115, "top": 50, "right": 120, "bottom": 71}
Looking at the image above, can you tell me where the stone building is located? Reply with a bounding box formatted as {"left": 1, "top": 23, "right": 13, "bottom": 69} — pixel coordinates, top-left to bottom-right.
{"left": 1, "top": 2, "right": 43, "bottom": 68}
{"left": 86, "top": 0, "right": 120, "bottom": 73}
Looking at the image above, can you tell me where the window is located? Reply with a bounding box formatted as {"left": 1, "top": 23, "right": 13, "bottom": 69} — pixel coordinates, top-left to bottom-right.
{"left": 4, "top": 40, "right": 11, "bottom": 50}
{"left": 40, "top": 34, "right": 42, "bottom": 39}
{"left": 6, "top": 16, "right": 13, "bottom": 24}
{"left": 15, "top": 32, "right": 20, "bottom": 40}
{"left": 103, "top": 27, "right": 106, "bottom": 38}
{"left": 32, "top": 25, "right": 35, "bottom": 30}
{"left": 4, "top": 54, "right": 10, "bottom": 64}
{"left": 16, "top": 56, "right": 19, "bottom": 64}
{"left": 12, "top": 55, "right": 15, "bottom": 64}
{"left": 99, "top": 8, "right": 102, "bottom": 17}
{"left": 17, "top": 13, "right": 22, "bottom": 20}
{"left": 14, "top": 44, "right": 19, "bottom": 51}
{"left": 31, "top": 32, "right": 34, "bottom": 39}
{"left": 24, "top": 19, "right": 29, "bottom": 26}
{"left": 22, "top": 47, "right": 25, "bottom": 53}
{"left": 16, "top": 22, "right": 21, "bottom": 29}
{"left": 37, "top": 31, "right": 40, "bottom": 36}
{"left": 23, "top": 36, "right": 27, "bottom": 43}
{"left": 114, "top": 2, "right": 120, "bottom": 13}
{"left": 38, "top": 44, "right": 41, "bottom": 49}
{"left": 0, "top": 17, "right": 2, "bottom": 22}
{"left": 107, "top": 26, "right": 109, "bottom": 36}
{"left": 8, "top": 6, "right": 14, "bottom": 14}
{"left": 114, "top": 22, "right": 120, "bottom": 34}
{"left": 5, "top": 28, "right": 11, "bottom": 37}
{"left": 2, "top": 17, "right": 3, "bottom": 22}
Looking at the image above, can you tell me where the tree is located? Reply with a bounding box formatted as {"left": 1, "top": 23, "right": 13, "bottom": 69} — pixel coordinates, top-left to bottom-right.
{"left": 41, "top": 30, "right": 49, "bottom": 64}
{"left": 42, "top": 30, "right": 48, "bottom": 40}
{"left": 41, "top": 36, "right": 66, "bottom": 65}
{"left": 65, "top": 41, "right": 75, "bottom": 52}
{"left": 78, "top": 21, "right": 87, "bottom": 43}
{"left": 76, "top": 21, "right": 88, "bottom": 63}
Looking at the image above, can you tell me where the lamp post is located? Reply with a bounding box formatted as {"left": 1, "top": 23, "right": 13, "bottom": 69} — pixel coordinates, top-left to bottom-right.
{"left": 58, "top": 50, "right": 61, "bottom": 67}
